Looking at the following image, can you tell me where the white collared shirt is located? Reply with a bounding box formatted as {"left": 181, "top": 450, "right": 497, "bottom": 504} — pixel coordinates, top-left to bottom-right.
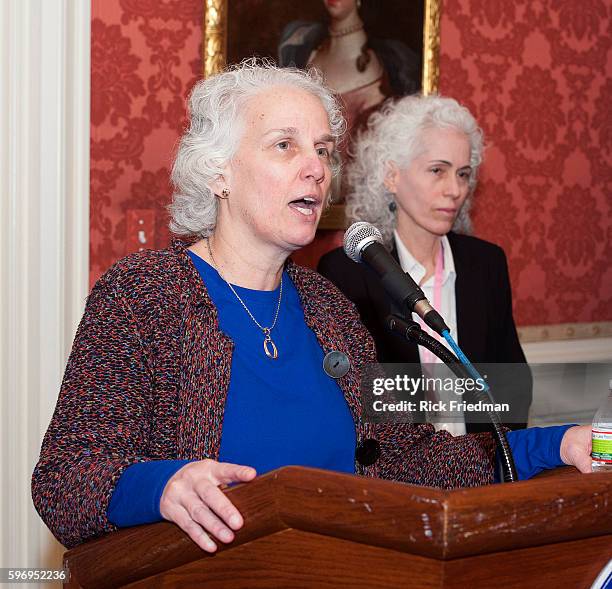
{"left": 393, "top": 231, "right": 466, "bottom": 436}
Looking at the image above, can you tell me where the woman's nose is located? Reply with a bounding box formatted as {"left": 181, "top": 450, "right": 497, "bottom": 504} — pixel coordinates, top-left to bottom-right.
{"left": 301, "top": 153, "right": 326, "bottom": 184}
{"left": 445, "top": 174, "right": 462, "bottom": 198}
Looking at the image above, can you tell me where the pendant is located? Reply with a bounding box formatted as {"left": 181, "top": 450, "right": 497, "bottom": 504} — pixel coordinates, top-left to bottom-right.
{"left": 263, "top": 329, "right": 278, "bottom": 359}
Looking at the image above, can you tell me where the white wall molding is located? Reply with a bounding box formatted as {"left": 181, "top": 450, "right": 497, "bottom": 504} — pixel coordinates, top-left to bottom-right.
{"left": 523, "top": 338, "right": 612, "bottom": 427}
{"left": 523, "top": 337, "right": 612, "bottom": 364}
{"left": 0, "top": 0, "right": 90, "bottom": 574}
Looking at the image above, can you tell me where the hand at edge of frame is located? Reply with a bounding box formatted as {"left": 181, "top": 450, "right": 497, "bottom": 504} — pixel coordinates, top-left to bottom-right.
{"left": 560, "top": 425, "right": 592, "bottom": 473}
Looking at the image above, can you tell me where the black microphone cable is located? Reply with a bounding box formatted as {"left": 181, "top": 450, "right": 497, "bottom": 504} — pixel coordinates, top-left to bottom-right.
{"left": 387, "top": 314, "right": 518, "bottom": 483}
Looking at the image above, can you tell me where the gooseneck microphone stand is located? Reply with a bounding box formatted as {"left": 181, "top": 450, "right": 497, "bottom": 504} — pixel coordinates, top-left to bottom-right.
{"left": 387, "top": 314, "right": 518, "bottom": 483}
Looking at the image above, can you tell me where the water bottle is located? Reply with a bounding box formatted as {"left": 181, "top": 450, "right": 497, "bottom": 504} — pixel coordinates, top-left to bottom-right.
{"left": 591, "top": 379, "right": 612, "bottom": 472}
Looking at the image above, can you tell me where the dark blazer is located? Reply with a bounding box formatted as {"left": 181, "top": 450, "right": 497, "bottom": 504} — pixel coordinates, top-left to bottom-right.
{"left": 318, "top": 232, "right": 532, "bottom": 432}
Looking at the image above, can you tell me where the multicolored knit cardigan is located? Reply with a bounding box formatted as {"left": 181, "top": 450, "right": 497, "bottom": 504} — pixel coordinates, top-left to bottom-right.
{"left": 32, "top": 241, "right": 496, "bottom": 548}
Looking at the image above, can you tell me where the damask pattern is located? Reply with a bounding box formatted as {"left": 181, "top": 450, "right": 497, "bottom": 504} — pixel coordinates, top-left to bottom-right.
{"left": 439, "top": 0, "right": 611, "bottom": 325}
{"left": 91, "top": 0, "right": 611, "bottom": 325}
{"left": 90, "top": 0, "right": 202, "bottom": 285}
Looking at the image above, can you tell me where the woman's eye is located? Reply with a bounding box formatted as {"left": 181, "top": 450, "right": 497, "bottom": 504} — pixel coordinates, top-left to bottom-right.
{"left": 276, "top": 141, "right": 290, "bottom": 151}
{"left": 430, "top": 166, "right": 442, "bottom": 175}
{"left": 317, "top": 147, "right": 330, "bottom": 158}
{"left": 458, "top": 170, "right": 471, "bottom": 181}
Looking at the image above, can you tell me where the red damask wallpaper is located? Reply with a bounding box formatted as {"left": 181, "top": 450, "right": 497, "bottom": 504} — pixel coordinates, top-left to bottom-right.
{"left": 438, "top": 0, "right": 612, "bottom": 325}
{"left": 90, "top": 0, "right": 202, "bottom": 283}
{"left": 90, "top": 0, "right": 611, "bottom": 326}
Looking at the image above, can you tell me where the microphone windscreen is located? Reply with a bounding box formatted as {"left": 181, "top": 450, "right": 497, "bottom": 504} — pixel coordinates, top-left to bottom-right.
{"left": 343, "top": 221, "right": 383, "bottom": 263}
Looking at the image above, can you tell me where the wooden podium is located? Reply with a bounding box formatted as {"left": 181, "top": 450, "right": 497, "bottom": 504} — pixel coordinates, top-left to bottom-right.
{"left": 64, "top": 467, "right": 611, "bottom": 588}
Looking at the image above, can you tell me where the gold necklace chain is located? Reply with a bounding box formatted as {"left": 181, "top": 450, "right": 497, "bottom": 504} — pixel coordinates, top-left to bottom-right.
{"left": 207, "top": 238, "right": 282, "bottom": 359}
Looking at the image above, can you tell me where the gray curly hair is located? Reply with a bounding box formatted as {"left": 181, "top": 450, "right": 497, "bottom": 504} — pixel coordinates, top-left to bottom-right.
{"left": 346, "top": 95, "right": 484, "bottom": 246}
{"left": 169, "top": 58, "right": 346, "bottom": 237}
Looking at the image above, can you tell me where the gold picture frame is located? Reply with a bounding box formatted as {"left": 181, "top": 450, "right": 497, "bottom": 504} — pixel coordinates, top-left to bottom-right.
{"left": 203, "top": 0, "right": 440, "bottom": 91}
{"left": 202, "top": 1, "right": 441, "bottom": 230}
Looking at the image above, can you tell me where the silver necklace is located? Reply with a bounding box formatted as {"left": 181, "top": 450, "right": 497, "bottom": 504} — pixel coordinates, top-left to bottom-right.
{"left": 207, "top": 238, "right": 282, "bottom": 360}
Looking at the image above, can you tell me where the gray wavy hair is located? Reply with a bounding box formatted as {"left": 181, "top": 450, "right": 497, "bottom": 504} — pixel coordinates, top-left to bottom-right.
{"left": 346, "top": 95, "right": 484, "bottom": 246}
{"left": 169, "top": 58, "right": 345, "bottom": 237}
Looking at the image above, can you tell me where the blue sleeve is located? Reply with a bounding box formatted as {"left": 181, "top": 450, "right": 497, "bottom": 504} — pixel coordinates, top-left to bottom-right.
{"left": 496, "top": 425, "right": 576, "bottom": 482}
{"left": 107, "top": 460, "right": 192, "bottom": 527}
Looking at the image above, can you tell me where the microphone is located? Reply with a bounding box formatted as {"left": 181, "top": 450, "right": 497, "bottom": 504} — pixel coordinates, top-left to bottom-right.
{"left": 343, "top": 221, "right": 450, "bottom": 335}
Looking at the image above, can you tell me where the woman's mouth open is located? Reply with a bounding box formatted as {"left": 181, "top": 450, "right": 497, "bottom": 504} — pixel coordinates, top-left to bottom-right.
{"left": 289, "top": 196, "right": 320, "bottom": 217}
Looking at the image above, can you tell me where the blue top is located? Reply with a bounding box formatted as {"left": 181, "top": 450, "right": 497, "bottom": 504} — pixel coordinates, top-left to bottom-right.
{"left": 106, "top": 253, "right": 574, "bottom": 528}
{"left": 496, "top": 424, "right": 574, "bottom": 482}
{"left": 191, "top": 251, "right": 356, "bottom": 474}
{"left": 107, "top": 251, "right": 356, "bottom": 526}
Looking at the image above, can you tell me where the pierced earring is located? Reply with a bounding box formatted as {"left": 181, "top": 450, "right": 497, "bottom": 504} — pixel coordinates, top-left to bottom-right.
{"left": 388, "top": 201, "right": 397, "bottom": 212}
{"left": 219, "top": 188, "right": 230, "bottom": 199}
{"left": 357, "top": 0, "right": 362, "bottom": 8}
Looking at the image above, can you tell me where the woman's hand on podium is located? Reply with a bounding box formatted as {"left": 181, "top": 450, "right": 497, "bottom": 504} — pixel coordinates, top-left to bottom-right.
{"left": 159, "top": 459, "right": 257, "bottom": 552}
{"left": 560, "top": 425, "right": 593, "bottom": 473}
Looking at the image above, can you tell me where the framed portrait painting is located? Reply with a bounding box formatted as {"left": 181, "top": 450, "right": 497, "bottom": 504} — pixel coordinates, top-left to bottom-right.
{"left": 202, "top": 0, "right": 441, "bottom": 228}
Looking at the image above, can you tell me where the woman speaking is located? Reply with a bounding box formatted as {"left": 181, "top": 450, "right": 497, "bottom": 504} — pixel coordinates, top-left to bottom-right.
{"left": 32, "top": 61, "right": 591, "bottom": 554}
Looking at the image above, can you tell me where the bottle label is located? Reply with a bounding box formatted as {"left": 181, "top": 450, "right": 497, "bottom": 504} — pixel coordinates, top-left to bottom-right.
{"left": 592, "top": 429, "right": 612, "bottom": 462}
